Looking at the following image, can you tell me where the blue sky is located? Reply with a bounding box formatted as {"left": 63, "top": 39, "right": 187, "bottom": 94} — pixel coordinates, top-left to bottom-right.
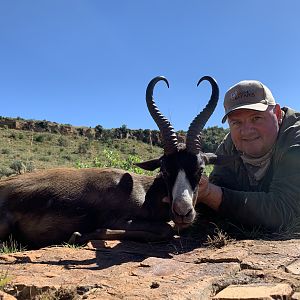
{"left": 0, "top": 1, "right": 299, "bottom": 131}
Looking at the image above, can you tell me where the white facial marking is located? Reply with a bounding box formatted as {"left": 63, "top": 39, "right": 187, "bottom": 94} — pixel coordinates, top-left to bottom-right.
{"left": 172, "top": 170, "right": 193, "bottom": 214}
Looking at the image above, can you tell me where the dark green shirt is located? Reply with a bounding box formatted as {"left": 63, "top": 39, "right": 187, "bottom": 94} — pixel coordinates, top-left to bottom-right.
{"left": 209, "top": 107, "right": 300, "bottom": 231}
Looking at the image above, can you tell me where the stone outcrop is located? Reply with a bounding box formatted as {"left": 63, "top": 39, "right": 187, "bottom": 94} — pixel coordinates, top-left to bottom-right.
{"left": 1, "top": 238, "right": 300, "bottom": 299}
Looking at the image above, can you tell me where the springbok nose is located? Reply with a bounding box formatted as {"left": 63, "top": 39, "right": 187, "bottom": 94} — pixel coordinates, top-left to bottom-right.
{"left": 173, "top": 200, "right": 193, "bottom": 217}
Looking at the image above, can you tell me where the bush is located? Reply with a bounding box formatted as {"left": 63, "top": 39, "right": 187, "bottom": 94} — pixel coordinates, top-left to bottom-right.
{"left": 26, "top": 161, "right": 35, "bottom": 172}
{"left": 40, "top": 157, "right": 50, "bottom": 162}
{"left": 78, "top": 142, "right": 90, "bottom": 154}
{"left": 45, "top": 134, "right": 53, "bottom": 141}
{"left": 58, "top": 136, "right": 69, "bottom": 147}
{"left": 62, "top": 154, "right": 72, "bottom": 161}
{"left": 8, "top": 133, "right": 16, "bottom": 139}
{"left": 75, "top": 150, "right": 154, "bottom": 175}
{"left": 1, "top": 149, "right": 10, "bottom": 155}
{"left": 10, "top": 160, "right": 26, "bottom": 174}
{"left": 0, "top": 167, "right": 14, "bottom": 178}
{"left": 34, "top": 135, "right": 45, "bottom": 143}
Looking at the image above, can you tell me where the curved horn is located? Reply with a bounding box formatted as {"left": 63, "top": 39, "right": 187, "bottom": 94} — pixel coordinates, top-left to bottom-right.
{"left": 146, "top": 76, "right": 178, "bottom": 155}
{"left": 186, "top": 76, "right": 219, "bottom": 154}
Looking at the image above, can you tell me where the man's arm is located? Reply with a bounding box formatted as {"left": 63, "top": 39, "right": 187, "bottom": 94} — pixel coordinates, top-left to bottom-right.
{"left": 198, "top": 147, "right": 300, "bottom": 231}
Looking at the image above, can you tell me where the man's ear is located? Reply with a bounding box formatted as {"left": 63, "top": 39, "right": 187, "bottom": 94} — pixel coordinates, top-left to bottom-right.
{"left": 202, "top": 153, "right": 218, "bottom": 165}
{"left": 202, "top": 153, "right": 236, "bottom": 165}
{"left": 134, "top": 158, "right": 161, "bottom": 171}
{"left": 274, "top": 104, "right": 282, "bottom": 124}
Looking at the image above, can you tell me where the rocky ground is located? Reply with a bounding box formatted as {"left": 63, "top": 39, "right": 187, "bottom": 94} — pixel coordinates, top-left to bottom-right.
{"left": 1, "top": 236, "right": 300, "bottom": 300}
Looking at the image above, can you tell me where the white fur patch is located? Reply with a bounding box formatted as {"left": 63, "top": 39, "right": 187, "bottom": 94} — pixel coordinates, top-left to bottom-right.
{"left": 172, "top": 170, "right": 193, "bottom": 213}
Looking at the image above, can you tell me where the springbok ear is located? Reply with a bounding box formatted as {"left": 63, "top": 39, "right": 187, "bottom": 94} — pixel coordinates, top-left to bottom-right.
{"left": 134, "top": 158, "right": 161, "bottom": 171}
{"left": 202, "top": 153, "right": 235, "bottom": 165}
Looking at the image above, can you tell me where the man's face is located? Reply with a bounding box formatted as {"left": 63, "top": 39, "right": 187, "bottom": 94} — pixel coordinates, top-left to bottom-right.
{"left": 227, "top": 105, "right": 281, "bottom": 157}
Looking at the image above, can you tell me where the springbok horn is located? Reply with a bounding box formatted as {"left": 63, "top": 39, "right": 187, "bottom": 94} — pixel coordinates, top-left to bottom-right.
{"left": 186, "top": 76, "right": 219, "bottom": 154}
{"left": 146, "top": 76, "right": 178, "bottom": 155}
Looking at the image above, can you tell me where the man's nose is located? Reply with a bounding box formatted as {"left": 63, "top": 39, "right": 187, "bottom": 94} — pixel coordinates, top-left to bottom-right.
{"left": 240, "top": 121, "right": 255, "bottom": 135}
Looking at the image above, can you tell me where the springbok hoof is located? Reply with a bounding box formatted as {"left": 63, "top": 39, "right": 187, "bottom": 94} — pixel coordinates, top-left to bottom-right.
{"left": 67, "top": 231, "right": 82, "bottom": 244}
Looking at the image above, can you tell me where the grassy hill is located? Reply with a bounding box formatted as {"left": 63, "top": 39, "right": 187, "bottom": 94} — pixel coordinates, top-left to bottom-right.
{"left": 0, "top": 127, "right": 164, "bottom": 178}
{"left": 0, "top": 115, "right": 227, "bottom": 177}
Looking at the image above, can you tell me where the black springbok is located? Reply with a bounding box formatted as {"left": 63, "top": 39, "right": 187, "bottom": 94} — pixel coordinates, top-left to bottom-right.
{"left": 0, "top": 76, "right": 221, "bottom": 249}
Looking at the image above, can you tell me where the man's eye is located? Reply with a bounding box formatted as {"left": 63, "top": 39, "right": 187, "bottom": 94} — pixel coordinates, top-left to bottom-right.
{"left": 253, "top": 116, "right": 262, "bottom": 121}
{"left": 230, "top": 121, "right": 240, "bottom": 127}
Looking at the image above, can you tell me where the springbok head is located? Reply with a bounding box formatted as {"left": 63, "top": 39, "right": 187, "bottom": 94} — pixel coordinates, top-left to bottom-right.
{"left": 136, "top": 76, "right": 219, "bottom": 228}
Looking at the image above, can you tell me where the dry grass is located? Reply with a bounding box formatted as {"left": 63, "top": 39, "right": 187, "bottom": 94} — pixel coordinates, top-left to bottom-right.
{"left": 35, "top": 287, "right": 79, "bottom": 300}
{"left": 204, "top": 223, "right": 234, "bottom": 249}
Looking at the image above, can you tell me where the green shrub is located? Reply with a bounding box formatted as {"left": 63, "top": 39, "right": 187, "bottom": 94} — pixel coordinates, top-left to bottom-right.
{"left": 121, "top": 155, "right": 145, "bottom": 174}
{"left": 0, "top": 167, "right": 14, "bottom": 177}
{"left": 45, "top": 134, "right": 53, "bottom": 141}
{"left": 34, "top": 134, "right": 45, "bottom": 143}
{"left": 40, "top": 157, "right": 50, "bottom": 162}
{"left": 78, "top": 142, "right": 90, "bottom": 154}
{"left": 75, "top": 150, "right": 154, "bottom": 176}
{"left": 62, "top": 154, "right": 72, "bottom": 161}
{"left": 26, "top": 161, "right": 35, "bottom": 172}
{"left": 1, "top": 149, "right": 10, "bottom": 155}
{"left": 8, "top": 132, "right": 16, "bottom": 139}
{"left": 10, "top": 160, "right": 26, "bottom": 174}
{"left": 58, "top": 136, "right": 69, "bottom": 147}
{"left": 129, "top": 148, "right": 137, "bottom": 155}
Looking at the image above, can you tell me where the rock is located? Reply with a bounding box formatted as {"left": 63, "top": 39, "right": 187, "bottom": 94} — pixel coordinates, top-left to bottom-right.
{"left": 1, "top": 239, "right": 300, "bottom": 299}
{"left": 0, "top": 291, "right": 17, "bottom": 300}
{"left": 212, "top": 283, "right": 293, "bottom": 299}
{"left": 292, "top": 292, "right": 300, "bottom": 300}
{"left": 286, "top": 259, "right": 300, "bottom": 275}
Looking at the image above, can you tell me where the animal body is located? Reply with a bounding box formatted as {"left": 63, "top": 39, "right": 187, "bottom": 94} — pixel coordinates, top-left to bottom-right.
{"left": 0, "top": 76, "right": 220, "bottom": 249}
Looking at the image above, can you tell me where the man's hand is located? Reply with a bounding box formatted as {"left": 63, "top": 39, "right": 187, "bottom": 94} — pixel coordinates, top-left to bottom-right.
{"left": 197, "top": 175, "right": 223, "bottom": 211}
{"left": 198, "top": 175, "right": 210, "bottom": 200}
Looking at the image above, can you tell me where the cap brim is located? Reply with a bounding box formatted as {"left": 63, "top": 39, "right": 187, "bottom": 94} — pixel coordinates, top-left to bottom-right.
{"left": 221, "top": 103, "right": 269, "bottom": 123}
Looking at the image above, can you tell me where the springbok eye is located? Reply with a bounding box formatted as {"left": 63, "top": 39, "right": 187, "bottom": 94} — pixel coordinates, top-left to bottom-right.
{"left": 162, "top": 170, "right": 169, "bottom": 177}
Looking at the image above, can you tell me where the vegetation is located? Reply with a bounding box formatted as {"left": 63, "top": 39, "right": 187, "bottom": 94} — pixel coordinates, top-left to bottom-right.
{"left": 0, "top": 127, "right": 164, "bottom": 177}
{"left": 0, "top": 235, "right": 26, "bottom": 254}
{"left": 0, "top": 269, "right": 10, "bottom": 291}
{"left": 204, "top": 223, "right": 234, "bottom": 249}
{"left": 0, "top": 124, "right": 228, "bottom": 178}
{"left": 201, "top": 126, "right": 229, "bottom": 153}
{"left": 35, "top": 287, "right": 79, "bottom": 300}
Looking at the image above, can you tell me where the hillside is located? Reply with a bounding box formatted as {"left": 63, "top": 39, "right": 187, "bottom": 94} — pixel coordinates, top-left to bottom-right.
{"left": 0, "top": 127, "right": 163, "bottom": 178}
{"left": 0, "top": 116, "right": 228, "bottom": 177}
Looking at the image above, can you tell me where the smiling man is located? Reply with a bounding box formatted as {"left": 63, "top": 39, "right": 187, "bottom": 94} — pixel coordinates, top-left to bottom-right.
{"left": 197, "top": 80, "right": 300, "bottom": 231}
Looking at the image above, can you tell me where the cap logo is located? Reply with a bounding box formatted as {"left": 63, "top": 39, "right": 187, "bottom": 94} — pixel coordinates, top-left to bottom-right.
{"left": 230, "top": 90, "right": 255, "bottom": 101}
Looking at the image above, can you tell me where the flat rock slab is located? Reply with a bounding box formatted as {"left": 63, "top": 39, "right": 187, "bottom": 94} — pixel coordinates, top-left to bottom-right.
{"left": 212, "top": 283, "right": 293, "bottom": 299}
{"left": 1, "top": 238, "right": 300, "bottom": 299}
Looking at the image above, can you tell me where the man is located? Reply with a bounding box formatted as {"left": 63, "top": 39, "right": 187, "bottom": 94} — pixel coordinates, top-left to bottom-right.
{"left": 198, "top": 80, "right": 300, "bottom": 231}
